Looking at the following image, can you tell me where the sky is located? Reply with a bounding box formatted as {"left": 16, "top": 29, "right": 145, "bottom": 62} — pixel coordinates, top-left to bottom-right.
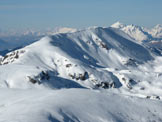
{"left": 0, "top": 0, "right": 162, "bottom": 31}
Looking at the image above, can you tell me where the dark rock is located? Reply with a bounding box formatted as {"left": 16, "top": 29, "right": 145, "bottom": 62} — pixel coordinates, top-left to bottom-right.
{"left": 66, "top": 64, "right": 72, "bottom": 68}
{"left": 78, "top": 72, "right": 88, "bottom": 81}
{"left": 154, "top": 96, "right": 160, "bottom": 100}
{"left": 40, "top": 71, "right": 50, "bottom": 80}
{"left": 27, "top": 76, "right": 40, "bottom": 84}
{"left": 146, "top": 96, "right": 151, "bottom": 99}
{"left": 96, "top": 81, "right": 115, "bottom": 89}
{"left": 125, "top": 58, "right": 137, "bottom": 67}
{"left": 68, "top": 73, "right": 75, "bottom": 79}
{"left": 140, "top": 87, "right": 145, "bottom": 90}
{"left": 122, "top": 77, "right": 126, "bottom": 81}
{"left": 0, "top": 50, "right": 25, "bottom": 65}
{"left": 100, "top": 42, "right": 109, "bottom": 50}
{"left": 68, "top": 72, "right": 89, "bottom": 81}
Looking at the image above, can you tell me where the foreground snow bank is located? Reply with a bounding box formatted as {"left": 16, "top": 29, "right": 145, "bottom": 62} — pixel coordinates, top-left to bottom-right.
{"left": 0, "top": 88, "right": 162, "bottom": 122}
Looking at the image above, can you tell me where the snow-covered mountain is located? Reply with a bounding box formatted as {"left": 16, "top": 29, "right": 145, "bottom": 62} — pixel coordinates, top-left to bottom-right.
{"left": 0, "top": 27, "right": 77, "bottom": 55}
{"left": 111, "top": 22, "right": 162, "bottom": 42}
{"left": 111, "top": 22, "right": 149, "bottom": 42}
{"left": 147, "top": 24, "right": 162, "bottom": 38}
{"left": 1, "top": 26, "right": 162, "bottom": 122}
{"left": 111, "top": 22, "right": 162, "bottom": 56}
{"left": 0, "top": 27, "right": 153, "bottom": 89}
{"left": 47, "top": 27, "right": 77, "bottom": 35}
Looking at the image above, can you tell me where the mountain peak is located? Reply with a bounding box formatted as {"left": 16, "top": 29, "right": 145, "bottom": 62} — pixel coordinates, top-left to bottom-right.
{"left": 51, "top": 27, "right": 77, "bottom": 34}
{"left": 154, "top": 24, "right": 162, "bottom": 29}
{"left": 111, "top": 21, "right": 125, "bottom": 28}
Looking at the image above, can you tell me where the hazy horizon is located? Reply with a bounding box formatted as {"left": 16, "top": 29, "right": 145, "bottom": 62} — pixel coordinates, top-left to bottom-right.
{"left": 0, "top": 0, "right": 162, "bottom": 31}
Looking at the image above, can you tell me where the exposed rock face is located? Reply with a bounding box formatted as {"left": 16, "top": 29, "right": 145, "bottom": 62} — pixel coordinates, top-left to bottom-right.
{"left": 146, "top": 95, "right": 161, "bottom": 100}
{"left": 40, "top": 71, "right": 50, "bottom": 80}
{"left": 95, "top": 81, "right": 115, "bottom": 89}
{"left": 27, "top": 76, "right": 40, "bottom": 84}
{"left": 0, "top": 50, "right": 25, "bottom": 65}
{"left": 68, "top": 72, "right": 89, "bottom": 81}
{"left": 124, "top": 58, "right": 138, "bottom": 67}
{"left": 27, "top": 71, "right": 50, "bottom": 84}
{"left": 120, "top": 77, "right": 137, "bottom": 89}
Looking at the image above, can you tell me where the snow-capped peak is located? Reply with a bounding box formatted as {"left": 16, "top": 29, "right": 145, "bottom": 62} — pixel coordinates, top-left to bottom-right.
{"left": 150, "top": 24, "right": 162, "bottom": 38}
{"left": 44, "top": 27, "right": 77, "bottom": 35}
{"left": 154, "top": 24, "right": 162, "bottom": 29}
{"left": 111, "top": 21, "right": 126, "bottom": 28}
{"left": 111, "top": 22, "right": 150, "bottom": 42}
{"left": 111, "top": 22, "right": 162, "bottom": 42}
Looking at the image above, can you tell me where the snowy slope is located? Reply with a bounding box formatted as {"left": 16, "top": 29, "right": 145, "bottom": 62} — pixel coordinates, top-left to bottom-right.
{"left": 0, "top": 27, "right": 154, "bottom": 90}
{"left": 1, "top": 26, "right": 162, "bottom": 98}
{"left": 1, "top": 26, "right": 162, "bottom": 122}
{"left": 0, "top": 88, "right": 162, "bottom": 122}
{"left": 111, "top": 22, "right": 162, "bottom": 56}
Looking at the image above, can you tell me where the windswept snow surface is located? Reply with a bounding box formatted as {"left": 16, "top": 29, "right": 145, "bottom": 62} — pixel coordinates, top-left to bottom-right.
{"left": 0, "top": 89, "right": 162, "bottom": 122}
{"left": 1, "top": 26, "right": 162, "bottom": 122}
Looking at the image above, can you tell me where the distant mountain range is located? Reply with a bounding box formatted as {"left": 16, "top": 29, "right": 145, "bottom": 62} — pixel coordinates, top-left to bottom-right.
{"left": 111, "top": 22, "right": 162, "bottom": 42}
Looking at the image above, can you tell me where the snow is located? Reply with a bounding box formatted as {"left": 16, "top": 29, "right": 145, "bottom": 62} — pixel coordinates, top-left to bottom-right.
{"left": 48, "top": 27, "right": 77, "bottom": 34}
{"left": 0, "top": 27, "right": 77, "bottom": 56}
{"left": 111, "top": 22, "right": 149, "bottom": 42}
{"left": 1, "top": 24, "right": 162, "bottom": 121}
{"left": 111, "top": 22, "right": 162, "bottom": 42}
{"left": 111, "top": 22, "right": 162, "bottom": 57}
{"left": 0, "top": 89, "right": 162, "bottom": 122}
{"left": 0, "top": 27, "right": 154, "bottom": 89}
{"left": 147, "top": 24, "right": 162, "bottom": 38}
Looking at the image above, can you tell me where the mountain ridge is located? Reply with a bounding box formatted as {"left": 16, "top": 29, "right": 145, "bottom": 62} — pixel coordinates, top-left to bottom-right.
{"left": 1, "top": 24, "right": 162, "bottom": 122}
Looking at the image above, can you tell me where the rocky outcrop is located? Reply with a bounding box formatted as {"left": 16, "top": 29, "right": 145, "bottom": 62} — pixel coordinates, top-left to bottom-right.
{"left": 0, "top": 50, "right": 25, "bottom": 65}
{"left": 27, "top": 71, "right": 50, "bottom": 84}
{"left": 95, "top": 81, "right": 115, "bottom": 89}
{"left": 68, "top": 72, "right": 89, "bottom": 81}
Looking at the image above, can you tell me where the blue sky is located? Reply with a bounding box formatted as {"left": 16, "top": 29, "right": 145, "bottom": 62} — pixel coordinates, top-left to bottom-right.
{"left": 0, "top": 0, "right": 162, "bottom": 30}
